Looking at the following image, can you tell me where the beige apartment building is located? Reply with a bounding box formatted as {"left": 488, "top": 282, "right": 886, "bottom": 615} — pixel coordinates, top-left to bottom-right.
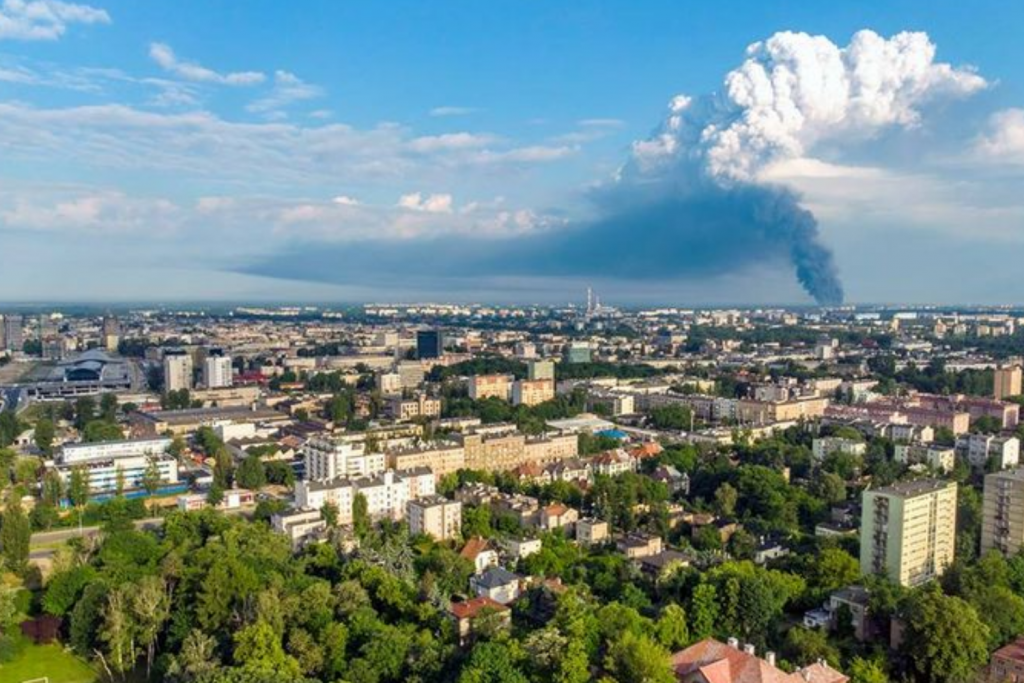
{"left": 456, "top": 429, "right": 578, "bottom": 472}
{"left": 467, "top": 374, "right": 512, "bottom": 401}
{"left": 736, "top": 396, "right": 829, "bottom": 424}
{"left": 982, "top": 467, "right": 1024, "bottom": 557}
{"left": 511, "top": 378, "right": 555, "bottom": 407}
{"left": 860, "top": 479, "right": 957, "bottom": 587}
{"left": 388, "top": 443, "right": 466, "bottom": 480}
{"left": 386, "top": 394, "right": 442, "bottom": 421}
{"left": 994, "top": 365, "right": 1023, "bottom": 400}
{"left": 408, "top": 495, "right": 462, "bottom": 540}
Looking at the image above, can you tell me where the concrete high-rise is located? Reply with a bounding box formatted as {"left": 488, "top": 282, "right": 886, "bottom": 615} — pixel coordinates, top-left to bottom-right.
{"left": 995, "top": 365, "right": 1023, "bottom": 400}
{"left": 2, "top": 314, "right": 23, "bottom": 352}
{"left": 202, "top": 350, "right": 233, "bottom": 388}
{"left": 982, "top": 467, "right": 1024, "bottom": 557}
{"left": 101, "top": 314, "right": 121, "bottom": 352}
{"left": 860, "top": 479, "right": 957, "bottom": 587}
{"left": 163, "top": 350, "right": 194, "bottom": 392}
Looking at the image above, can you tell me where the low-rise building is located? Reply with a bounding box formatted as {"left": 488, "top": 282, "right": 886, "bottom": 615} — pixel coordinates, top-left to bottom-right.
{"left": 407, "top": 495, "right": 462, "bottom": 541}
{"left": 271, "top": 508, "right": 328, "bottom": 550}
{"left": 576, "top": 518, "right": 609, "bottom": 546}
{"left": 470, "top": 566, "right": 522, "bottom": 605}
{"left": 957, "top": 434, "right": 1021, "bottom": 470}
{"left": 467, "top": 374, "right": 512, "bottom": 401}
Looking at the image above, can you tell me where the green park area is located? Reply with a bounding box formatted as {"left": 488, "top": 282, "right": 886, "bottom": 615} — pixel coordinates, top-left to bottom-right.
{"left": 0, "top": 641, "right": 96, "bottom": 683}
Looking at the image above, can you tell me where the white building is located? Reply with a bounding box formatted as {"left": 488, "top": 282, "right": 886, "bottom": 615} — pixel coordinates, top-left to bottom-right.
{"left": 377, "top": 372, "right": 403, "bottom": 395}
{"left": 894, "top": 443, "right": 956, "bottom": 473}
{"left": 812, "top": 437, "right": 867, "bottom": 461}
{"left": 272, "top": 508, "right": 327, "bottom": 549}
{"left": 304, "top": 437, "right": 386, "bottom": 482}
{"left": 956, "top": 434, "right": 1021, "bottom": 470}
{"left": 295, "top": 468, "right": 435, "bottom": 525}
{"left": 163, "top": 353, "right": 193, "bottom": 392}
{"left": 203, "top": 355, "right": 233, "bottom": 388}
{"left": 57, "top": 450, "right": 178, "bottom": 494}
{"left": 60, "top": 437, "right": 171, "bottom": 465}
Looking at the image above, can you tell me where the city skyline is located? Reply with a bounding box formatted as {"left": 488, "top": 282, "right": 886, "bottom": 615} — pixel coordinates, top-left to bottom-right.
{"left": 2, "top": 1, "right": 1024, "bottom": 304}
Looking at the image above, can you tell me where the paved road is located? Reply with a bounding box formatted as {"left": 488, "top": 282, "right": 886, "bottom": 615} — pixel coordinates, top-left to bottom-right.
{"left": 29, "top": 516, "right": 166, "bottom": 560}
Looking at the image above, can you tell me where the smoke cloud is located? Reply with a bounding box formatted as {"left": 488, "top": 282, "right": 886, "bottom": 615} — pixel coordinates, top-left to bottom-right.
{"left": 244, "top": 30, "right": 985, "bottom": 305}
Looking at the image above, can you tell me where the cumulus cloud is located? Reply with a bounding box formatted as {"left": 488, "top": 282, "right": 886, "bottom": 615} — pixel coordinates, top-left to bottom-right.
{"left": 0, "top": 188, "right": 181, "bottom": 234}
{"left": 243, "top": 29, "right": 987, "bottom": 306}
{"left": 973, "top": 109, "right": 1024, "bottom": 166}
{"left": 397, "top": 192, "right": 453, "bottom": 213}
{"left": 149, "top": 42, "right": 265, "bottom": 85}
{"left": 0, "top": 0, "right": 108, "bottom": 40}
{"left": 631, "top": 29, "right": 986, "bottom": 182}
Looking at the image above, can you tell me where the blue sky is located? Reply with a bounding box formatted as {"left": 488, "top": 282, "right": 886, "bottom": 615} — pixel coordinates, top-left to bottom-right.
{"left": 1, "top": 0, "right": 1023, "bottom": 305}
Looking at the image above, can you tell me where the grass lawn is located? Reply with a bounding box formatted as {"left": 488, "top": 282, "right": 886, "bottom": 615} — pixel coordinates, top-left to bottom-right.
{"left": 0, "top": 642, "right": 97, "bottom": 683}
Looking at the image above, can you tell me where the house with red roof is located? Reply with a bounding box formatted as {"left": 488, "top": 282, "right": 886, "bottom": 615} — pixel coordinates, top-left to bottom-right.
{"left": 671, "top": 638, "right": 847, "bottom": 683}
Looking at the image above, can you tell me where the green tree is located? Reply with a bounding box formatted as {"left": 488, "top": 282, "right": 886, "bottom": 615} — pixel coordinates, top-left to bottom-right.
{"left": 1, "top": 494, "right": 31, "bottom": 573}
{"left": 68, "top": 465, "right": 89, "bottom": 508}
{"left": 74, "top": 396, "right": 96, "bottom": 430}
{"left": 655, "top": 603, "right": 690, "bottom": 650}
{"left": 353, "top": 492, "right": 370, "bottom": 538}
{"left": 689, "top": 582, "right": 718, "bottom": 640}
{"left": 131, "top": 575, "right": 171, "bottom": 678}
{"left": 142, "top": 454, "right": 163, "bottom": 505}
{"left": 233, "top": 620, "right": 302, "bottom": 678}
{"left": 321, "top": 501, "right": 339, "bottom": 528}
{"left": 713, "top": 482, "right": 738, "bottom": 518}
{"left": 41, "top": 468, "right": 63, "bottom": 507}
{"left": 236, "top": 454, "right": 267, "bottom": 490}
{"left": 900, "top": 589, "right": 990, "bottom": 683}
{"left": 100, "top": 393, "right": 118, "bottom": 422}
{"left": 34, "top": 417, "right": 56, "bottom": 456}
{"left": 849, "top": 657, "right": 889, "bottom": 683}
{"left": 605, "top": 632, "right": 674, "bottom": 683}
{"left": 83, "top": 419, "right": 123, "bottom": 442}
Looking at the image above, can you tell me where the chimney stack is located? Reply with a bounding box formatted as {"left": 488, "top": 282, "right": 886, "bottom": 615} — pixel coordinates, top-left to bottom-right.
{"left": 743, "top": 643, "right": 756, "bottom": 656}
{"left": 727, "top": 637, "right": 739, "bottom": 649}
{"left": 766, "top": 652, "right": 776, "bottom": 667}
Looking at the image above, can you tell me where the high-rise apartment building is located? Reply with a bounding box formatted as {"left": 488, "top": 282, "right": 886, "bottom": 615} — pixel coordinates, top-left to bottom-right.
{"left": 512, "top": 379, "right": 555, "bottom": 406}
{"left": 202, "top": 350, "right": 233, "bottom": 388}
{"left": 860, "top": 479, "right": 957, "bottom": 587}
{"left": 982, "top": 467, "right": 1024, "bottom": 557}
{"left": 527, "top": 359, "right": 555, "bottom": 381}
{"left": 163, "top": 350, "right": 194, "bottom": 392}
{"left": 101, "top": 314, "right": 120, "bottom": 352}
{"left": 416, "top": 329, "right": 443, "bottom": 359}
{"left": 2, "top": 314, "right": 23, "bottom": 352}
{"left": 995, "top": 365, "right": 1023, "bottom": 400}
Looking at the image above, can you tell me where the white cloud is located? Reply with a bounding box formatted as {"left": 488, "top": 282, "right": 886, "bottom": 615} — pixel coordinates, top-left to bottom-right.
{"left": 578, "top": 118, "right": 625, "bottom": 128}
{"left": 973, "top": 109, "right": 1024, "bottom": 166}
{"left": 149, "top": 42, "right": 265, "bottom": 86}
{"left": 0, "top": 102, "right": 576, "bottom": 188}
{"left": 630, "top": 29, "right": 987, "bottom": 182}
{"left": 246, "top": 70, "right": 322, "bottom": 116}
{"left": 0, "top": 187, "right": 181, "bottom": 234}
{"left": 407, "top": 132, "right": 498, "bottom": 153}
{"left": 397, "top": 192, "right": 453, "bottom": 213}
{"left": 429, "top": 106, "right": 479, "bottom": 117}
{"left": 332, "top": 195, "right": 359, "bottom": 206}
{"left": 0, "top": 0, "right": 108, "bottom": 40}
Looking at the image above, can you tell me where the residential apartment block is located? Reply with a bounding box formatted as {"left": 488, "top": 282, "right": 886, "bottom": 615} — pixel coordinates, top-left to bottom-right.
{"left": 859, "top": 479, "right": 957, "bottom": 587}
{"left": 408, "top": 495, "right": 462, "bottom": 540}
{"left": 982, "top": 467, "right": 1024, "bottom": 557}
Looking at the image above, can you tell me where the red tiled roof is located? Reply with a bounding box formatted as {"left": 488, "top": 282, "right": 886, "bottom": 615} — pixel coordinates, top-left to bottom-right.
{"left": 460, "top": 536, "right": 490, "bottom": 560}
{"left": 993, "top": 637, "right": 1024, "bottom": 664}
{"left": 448, "top": 596, "right": 508, "bottom": 620}
{"left": 671, "top": 639, "right": 847, "bottom": 683}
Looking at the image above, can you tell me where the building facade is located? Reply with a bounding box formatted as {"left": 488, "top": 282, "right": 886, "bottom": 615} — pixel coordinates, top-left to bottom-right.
{"left": 859, "top": 479, "right": 957, "bottom": 587}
